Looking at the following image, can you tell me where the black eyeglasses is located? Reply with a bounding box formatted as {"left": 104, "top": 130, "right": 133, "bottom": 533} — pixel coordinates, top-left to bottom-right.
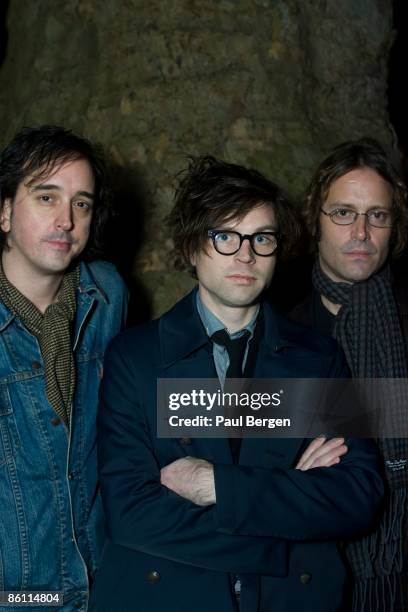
{"left": 320, "top": 207, "right": 393, "bottom": 228}
{"left": 207, "top": 229, "right": 279, "bottom": 256}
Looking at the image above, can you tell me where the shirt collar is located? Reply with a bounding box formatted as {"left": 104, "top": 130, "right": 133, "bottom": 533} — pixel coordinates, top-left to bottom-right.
{"left": 195, "top": 290, "right": 259, "bottom": 340}
{"left": 160, "top": 288, "right": 296, "bottom": 367}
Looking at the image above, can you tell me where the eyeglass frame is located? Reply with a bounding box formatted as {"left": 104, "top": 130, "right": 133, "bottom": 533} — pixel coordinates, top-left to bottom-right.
{"left": 320, "top": 207, "right": 394, "bottom": 228}
{"left": 207, "top": 229, "right": 280, "bottom": 257}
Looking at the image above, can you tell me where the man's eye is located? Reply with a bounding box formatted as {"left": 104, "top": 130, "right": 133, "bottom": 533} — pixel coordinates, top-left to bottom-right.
{"left": 370, "top": 210, "right": 388, "bottom": 220}
{"left": 333, "top": 209, "right": 354, "bottom": 219}
{"left": 254, "top": 233, "right": 272, "bottom": 244}
{"left": 215, "top": 232, "right": 232, "bottom": 242}
{"left": 39, "top": 194, "right": 52, "bottom": 203}
{"left": 74, "top": 200, "right": 91, "bottom": 211}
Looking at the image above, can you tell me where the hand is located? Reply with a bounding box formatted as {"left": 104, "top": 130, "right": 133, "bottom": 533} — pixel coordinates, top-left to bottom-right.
{"left": 160, "top": 457, "right": 216, "bottom": 506}
{"left": 295, "top": 436, "right": 348, "bottom": 471}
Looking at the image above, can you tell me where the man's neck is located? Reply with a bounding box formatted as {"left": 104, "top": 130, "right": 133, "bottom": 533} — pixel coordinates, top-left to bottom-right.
{"left": 198, "top": 287, "right": 259, "bottom": 333}
{"left": 320, "top": 294, "right": 341, "bottom": 316}
{"left": 1, "top": 253, "right": 64, "bottom": 314}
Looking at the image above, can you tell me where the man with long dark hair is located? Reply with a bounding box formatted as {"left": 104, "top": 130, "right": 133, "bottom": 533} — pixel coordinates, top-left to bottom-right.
{"left": 291, "top": 138, "right": 408, "bottom": 611}
{"left": 0, "top": 126, "right": 127, "bottom": 611}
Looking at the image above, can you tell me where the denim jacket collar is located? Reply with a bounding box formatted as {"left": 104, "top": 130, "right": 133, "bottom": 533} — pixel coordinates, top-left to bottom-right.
{"left": 0, "top": 303, "right": 14, "bottom": 332}
{"left": 78, "top": 261, "right": 109, "bottom": 303}
{"left": 0, "top": 260, "right": 109, "bottom": 334}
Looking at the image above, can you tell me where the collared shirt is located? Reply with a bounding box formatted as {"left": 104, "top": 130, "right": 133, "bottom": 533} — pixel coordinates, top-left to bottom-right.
{"left": 196, "top": 291, "right": 258, "bottom": 387}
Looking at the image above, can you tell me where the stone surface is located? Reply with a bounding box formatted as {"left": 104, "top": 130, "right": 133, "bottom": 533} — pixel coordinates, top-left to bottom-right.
{"left": 0, "top": 0, "right": 396, "bottom": 317}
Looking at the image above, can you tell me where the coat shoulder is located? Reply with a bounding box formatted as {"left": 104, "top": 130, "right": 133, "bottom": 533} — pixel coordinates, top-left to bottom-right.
{"left": 274, "top": 307, "right": 340, "bottom": 358}
{"left": 109, "top": 318, "right": 160, "bottom": 354}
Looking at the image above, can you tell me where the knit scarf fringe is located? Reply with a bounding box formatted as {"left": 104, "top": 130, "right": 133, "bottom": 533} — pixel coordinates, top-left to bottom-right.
{"left": 350, "top": 487, "right": 408, "bottom": 611}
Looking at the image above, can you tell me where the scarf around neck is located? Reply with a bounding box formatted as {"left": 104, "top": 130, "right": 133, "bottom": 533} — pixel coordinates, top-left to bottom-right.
{"left": 313, "top": 260, "right": 408, "bottom": 611}
{"left": 0, "top": 263, "right": 80, "bottom": 427}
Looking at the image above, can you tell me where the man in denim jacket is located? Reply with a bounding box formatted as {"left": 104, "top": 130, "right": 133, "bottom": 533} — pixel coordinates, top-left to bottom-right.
{"left": 0, "top": 126, "right": 127, "bottom": 611}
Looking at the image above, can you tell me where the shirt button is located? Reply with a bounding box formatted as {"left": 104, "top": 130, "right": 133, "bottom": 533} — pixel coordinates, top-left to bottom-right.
{"left": 147, "top": 570, "right": 161, "bottom": 584}
{"left": 68, "top": 472, "right": 74, "bottom": 480}
{"left": 32, "top": 361, "right": 41, "bottom": 369}
{"left": 180, "top": 437, "right": 192, "bottom": 445}
{"left": 51, "top": 417, "right": 61, "bottom": 426}
{"left": 300, "top": 573, "right": 312, "bottom": 585}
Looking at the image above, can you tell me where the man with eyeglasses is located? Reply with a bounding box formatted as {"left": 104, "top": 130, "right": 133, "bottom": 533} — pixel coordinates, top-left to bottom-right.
{"left": 91, "top": 156, "right": 383, "bottom": 612}
{"left": 291, "top": 138, "right": 408, "bottom": 611}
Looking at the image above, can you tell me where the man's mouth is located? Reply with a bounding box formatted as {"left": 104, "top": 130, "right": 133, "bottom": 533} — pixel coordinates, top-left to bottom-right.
{"left": 344, "top": 251, "right": 372, "bottom": 257}
{"left": 226, "top": 274, "right": 257, "bottom": 284}
{"left": 44, "top": 240, "right": 72, "bottom": 251}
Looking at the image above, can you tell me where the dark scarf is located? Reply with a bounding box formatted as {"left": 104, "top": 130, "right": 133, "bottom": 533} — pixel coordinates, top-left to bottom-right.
{"left": 0, "top": 264, "right": 80, "bottom": 427}
{"left": 313, "top": 261, "right": 408, "bottom": 611}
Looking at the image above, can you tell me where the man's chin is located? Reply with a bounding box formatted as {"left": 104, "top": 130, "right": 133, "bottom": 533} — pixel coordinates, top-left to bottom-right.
{"left": 222, "top": 291, "right": 262, "bottom": 308}
{"left": 340, "top": 263, "right": 379, "bottom": 283}
{"left": 37, "top": 255, "right": 77, "bottom": 275}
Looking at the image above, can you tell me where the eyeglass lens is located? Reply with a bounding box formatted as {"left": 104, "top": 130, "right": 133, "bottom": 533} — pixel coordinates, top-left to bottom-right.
{"left": 322, "top": 209, "right": 393, "bottom": 228}
{"left": 211, "top": 231, "right": 277, "bottom": 255}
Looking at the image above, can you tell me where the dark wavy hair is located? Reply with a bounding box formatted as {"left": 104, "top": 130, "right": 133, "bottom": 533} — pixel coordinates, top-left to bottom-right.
{"left": 304, "top": 137, "right": 408, "bottom": 258}
{"left": 167, "top": 155, "right": 301, "bottom": 275}
{"left": 0, "top": 125, "right": 111, "bottom": 259}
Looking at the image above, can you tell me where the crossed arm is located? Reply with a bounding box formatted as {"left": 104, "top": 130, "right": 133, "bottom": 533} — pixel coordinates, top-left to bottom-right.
{"left": 160, "top": 436, "right": 349, "bottom": 506}
{"left": 99, "top": 335, "right": 383, "bottom": 567}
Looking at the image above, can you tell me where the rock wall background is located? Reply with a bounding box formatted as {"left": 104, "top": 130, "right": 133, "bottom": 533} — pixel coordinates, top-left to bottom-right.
{"left": 0, "top": 0, "right": 396, "bottom": 318}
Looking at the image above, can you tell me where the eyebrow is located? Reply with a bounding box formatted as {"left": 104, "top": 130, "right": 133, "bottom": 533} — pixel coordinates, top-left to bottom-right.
{"left": 31, "top": 184, "right": 95, "bottom": 200}
{"left": 254, "top": 225, "right": 278, "bottom": 232}
{"left": 326, "top": 201, "right": 391, "bottom": 210}
{"left": 218, "top": 225, "right": 277, "bottom": 232}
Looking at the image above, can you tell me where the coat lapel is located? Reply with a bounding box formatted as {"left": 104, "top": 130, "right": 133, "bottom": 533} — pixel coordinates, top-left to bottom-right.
{"left": 158, "top": 290, "right": 232, "bottom": 464}
{"left": 239, "top": 304, "right": 305, "bottom": 468}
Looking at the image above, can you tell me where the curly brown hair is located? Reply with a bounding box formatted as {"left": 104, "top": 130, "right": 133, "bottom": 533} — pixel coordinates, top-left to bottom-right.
{"left": 304, "top": 138, "right": 408, "bottom": 258}
{"left": 167, "top": 155, "right": 302, "bottom": 275}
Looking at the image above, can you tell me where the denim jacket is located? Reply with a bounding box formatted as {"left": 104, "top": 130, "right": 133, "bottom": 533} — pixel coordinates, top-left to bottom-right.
{"left": 0, "top": 261, "right": 127, "bottom": 611}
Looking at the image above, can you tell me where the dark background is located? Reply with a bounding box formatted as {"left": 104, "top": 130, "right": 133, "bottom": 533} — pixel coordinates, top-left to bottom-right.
{"left": 0, "top": 0, "right": 404, "bottom": 321}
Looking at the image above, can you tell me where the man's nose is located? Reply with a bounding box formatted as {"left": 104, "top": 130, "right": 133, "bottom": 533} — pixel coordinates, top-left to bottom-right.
{"left": 351, "top": 214, "right": 369, "bottom": 241}
{"left": 235, "top": 237, "right": 256, "bottom": 262}
{"left": 55, "top": 203, "right": 74, "bottom": 231}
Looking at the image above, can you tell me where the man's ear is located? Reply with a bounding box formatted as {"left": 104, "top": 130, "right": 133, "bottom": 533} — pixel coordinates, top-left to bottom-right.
{"left": 0, "top": 199, "right": 12, "bottom": 233}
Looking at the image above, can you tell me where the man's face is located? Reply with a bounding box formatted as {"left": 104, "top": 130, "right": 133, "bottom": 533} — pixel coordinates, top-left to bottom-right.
{"left": 318, "top": 168, "right": 393, "bottom": 283}
{"left": 1, "top": 158, "right": 95, "bottom": 277}
{"left": 191, "top": 204, "right": 277, "bottom": 316}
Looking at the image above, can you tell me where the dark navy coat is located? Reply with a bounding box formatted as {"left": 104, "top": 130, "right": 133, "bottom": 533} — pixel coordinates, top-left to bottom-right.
{"left": 90, "top": 290, "right": 384, "bottom": 612}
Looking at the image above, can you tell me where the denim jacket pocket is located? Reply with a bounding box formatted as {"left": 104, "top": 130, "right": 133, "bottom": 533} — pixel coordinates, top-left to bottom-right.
{"left": 0, "top": 385, "right": 18, "bottom": 468}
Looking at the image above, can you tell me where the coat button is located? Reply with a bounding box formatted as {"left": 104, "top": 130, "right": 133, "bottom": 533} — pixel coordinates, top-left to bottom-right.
{"left": 180, "top": 437, "right": 192, "bottom": 445}
{"left": 147, "top": 570, "right": 161, "bottom": 584}
{"left": 32, "top": 361, "right": 41, "bottom": 369}
{"left": 51, "top": 417, "right": 61, "bottom": 426}
{"left": 300, "top": 573, "right": 312, "bottom": 584}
